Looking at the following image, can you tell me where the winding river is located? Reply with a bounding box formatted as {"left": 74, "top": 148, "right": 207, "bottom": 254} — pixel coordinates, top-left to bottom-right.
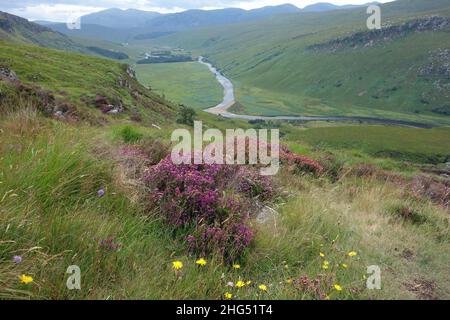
{"left": 197, "top": 56, "right": 432, "bottom": 129}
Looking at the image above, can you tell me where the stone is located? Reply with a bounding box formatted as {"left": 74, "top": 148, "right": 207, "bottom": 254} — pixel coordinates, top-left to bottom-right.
{"left": 0, "top": 66, "right": 19, "bottom": 81}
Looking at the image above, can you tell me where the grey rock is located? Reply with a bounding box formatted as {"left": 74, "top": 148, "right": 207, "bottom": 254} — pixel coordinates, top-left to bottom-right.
{"left": 0, "top": 66, "right": 19, "bottom": 81}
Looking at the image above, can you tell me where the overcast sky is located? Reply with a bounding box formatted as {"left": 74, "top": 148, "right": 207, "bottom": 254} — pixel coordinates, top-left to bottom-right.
{"left": 0, "top": 0, "right": 392, "bottom": 22}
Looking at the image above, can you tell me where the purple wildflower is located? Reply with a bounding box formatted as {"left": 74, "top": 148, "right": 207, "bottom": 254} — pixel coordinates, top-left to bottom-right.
{"left": 99, "top": 238, "right": 119, "bottom": 251}
{"left": 98, "top": 189, "right": 105, "bottom": 198}
{"left": 13, "top": 255, "right": 23, "bottom": 264}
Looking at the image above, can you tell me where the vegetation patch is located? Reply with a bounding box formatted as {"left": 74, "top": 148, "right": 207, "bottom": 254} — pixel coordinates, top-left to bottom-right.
{"left": 389, "top": 205, "right": 428, "bottom": 225}
{"left": 145, "top": 156, "right": 274, "bottom": 262}
{"left": 86, "top": 46, "right": 129, "bottom": 60}
{"left": 118, "top": 125, "right": 144, "bottom": 144}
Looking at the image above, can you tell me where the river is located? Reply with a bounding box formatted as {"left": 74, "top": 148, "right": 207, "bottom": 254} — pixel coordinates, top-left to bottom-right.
{"left": 197, "top": 56, "right": 432, "bottom": 129}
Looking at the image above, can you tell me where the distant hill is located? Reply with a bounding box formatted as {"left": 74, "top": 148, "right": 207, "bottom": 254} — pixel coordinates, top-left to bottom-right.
{"left": 302, "top": 2, "right": 342, "bottom": 12}
{"left": 45, "top": 22, "right": 134, "bottom": 43}
{"left": 0, "top": 11, "right": 86, "bottom": 52}
{"left": 0, "top": 11, "right": 131, "bottom": 60}
{"left": 38, "top": 3, "right": 384, "bottom": 43}
{"left": 302, "top": 2, "right": 377, "bottom": 12}
{"left": 142, "top": 5, "right": 301, "bottom": 32}
{"left": 40, "top": 5, "right": 302, "bottom": 42}
{"left": 81, "top": 8, "right": 161, "bottom": 29}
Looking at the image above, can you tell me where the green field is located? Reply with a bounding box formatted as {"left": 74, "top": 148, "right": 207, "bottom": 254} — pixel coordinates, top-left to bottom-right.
{"left": 292, "top": 126, "right": 450, "bottom": 164}
{"left": 135, "top": 62, "right": 223, "bottom": 110}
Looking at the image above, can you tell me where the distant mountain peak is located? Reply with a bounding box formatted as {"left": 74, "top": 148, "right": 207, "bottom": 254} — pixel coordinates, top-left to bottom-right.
{"left": 302, "top": 2, "right": 371, "bottom": 12}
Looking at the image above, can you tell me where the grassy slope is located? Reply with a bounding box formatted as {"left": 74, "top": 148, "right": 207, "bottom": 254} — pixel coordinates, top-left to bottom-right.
{"left": 149, "top": 0, "right": 450, "bottom": 125}
{"left": 0, "top": 11, "right": 86, "bottom": 53}
{"left": 135, "top": 61, "right": 223, "bottom": 109}
{"left": 2, "top": 109, "right": 450, "bottom": 300}
{"left": 0, "top": 40, "right": 174, "bottom": 124}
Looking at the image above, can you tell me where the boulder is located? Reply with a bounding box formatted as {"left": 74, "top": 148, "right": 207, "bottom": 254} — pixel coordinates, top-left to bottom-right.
{"left": 0, "top": 66, "right": 19, "bottom": 81}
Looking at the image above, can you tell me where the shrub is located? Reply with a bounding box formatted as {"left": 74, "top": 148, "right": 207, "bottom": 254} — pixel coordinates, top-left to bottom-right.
{"left": 144, "top": 156, "right": 274, "bottom": 261}
{"left": 390, "top": 205, "right": 427, "bottom": 225}
{"left": 176, "top": 105, "right": 196, "bottom": 126}
{"left": 410, "top": 175, "right": 450, "bottom": 209}
{"left": 237, "top": 167, "right": 274, "bottom": 201}
{"left": 139, "top": 138, "right": 172, "bottom": 165}
{"left": 280, "top": 146, "right": 324, "bottom": 175}
{"left": 318, "top": 154, "right": 345, "bottom": 181}
{"left": 119, "top": 126, "right": 143, "bottom": 144}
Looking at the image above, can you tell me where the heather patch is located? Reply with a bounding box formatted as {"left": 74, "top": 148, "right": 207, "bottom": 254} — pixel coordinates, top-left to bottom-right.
{"left": 144, "top": 156, "right": 274, "bottom": 261}
{"left": 280, "top": 146, "right": 324, "bottom": 176}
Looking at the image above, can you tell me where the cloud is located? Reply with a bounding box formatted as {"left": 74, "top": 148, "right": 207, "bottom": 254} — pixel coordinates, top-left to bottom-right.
{"left": 0, "top": 0, "right": 392, "bottom": 21}
{"left": 9, "top": 4, "right": 105, "bottom": 22}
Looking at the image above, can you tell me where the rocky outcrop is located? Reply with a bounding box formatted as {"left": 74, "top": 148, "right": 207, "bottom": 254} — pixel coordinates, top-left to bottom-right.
{"left": 307, "top": 16, "right": 450, "bottom": 52}
{"left": 126, "top": 66, "right": 136, "bottom": 79}
{"left": 0, "top": 79, "right": 78, "bottom": 120}
{"left": 95, "top": 95, "right": 124, "bottom": 114}
{"left": 0, "top": 66, "right": 19, "bottom": 81}
{"left": 419, "top": 48, "right": 450, "bottom": 78}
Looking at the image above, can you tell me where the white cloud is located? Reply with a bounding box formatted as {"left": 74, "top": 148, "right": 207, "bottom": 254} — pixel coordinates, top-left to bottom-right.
{"left": 9, "top": 4, "right": 105, "bottom": 22}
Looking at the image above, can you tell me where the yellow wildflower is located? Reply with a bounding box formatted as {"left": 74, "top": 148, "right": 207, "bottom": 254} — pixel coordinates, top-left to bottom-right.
{"left": 172, "top": 261, "right": 183, "bottom": 270}
{"left": 232, "top": 264, "right": 241, "bottom": 269}
{"left": 258, "top": 284, "right": 268, "bottom": 291}
{"left": 286, "top": 279, "right": 293, "bottom": 284}
{"left": 224, "top": 292, "right": 233, "bottom": 300}
{"left": 319, "top": 252, "right": 325, "bottom": 257}
{"left": 334, "top": 284, "right": 343, "bottom": 292}
{"left": 342, "top": 263, "right": 348, "bottom": 269}
{"left": 322, "top": 260, "right": 330, "bottom": 270}
{"left": 236, "top": 281, "right": 245, "bottom": 288}
{"left": 19, "top": 274, "right": 33, "bottom": 284}
{"left": 246, "top": 280, "right": 252, "bottom": 285}
{"left": 348, "top": 251, "right": 358, "bottom": 257}
{"left": 196, "top": 258, "right": 207, "bottom": 266}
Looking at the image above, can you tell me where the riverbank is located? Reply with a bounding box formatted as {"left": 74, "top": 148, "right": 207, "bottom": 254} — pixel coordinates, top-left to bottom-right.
{"left": 198, "top": 57, "right": 436, "bottom": 128}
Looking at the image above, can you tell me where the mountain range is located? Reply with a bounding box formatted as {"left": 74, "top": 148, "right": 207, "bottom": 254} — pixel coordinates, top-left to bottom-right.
{"left": 38, "top": 3, "right": 372, "bottom": 42}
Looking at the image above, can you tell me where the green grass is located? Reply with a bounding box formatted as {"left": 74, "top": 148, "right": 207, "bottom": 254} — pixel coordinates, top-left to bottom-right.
{"left": 135, "top": 61, "right": 223, "bottom": 110}
{"left": 292, "top": 125, "right": 450, "bottom": 164}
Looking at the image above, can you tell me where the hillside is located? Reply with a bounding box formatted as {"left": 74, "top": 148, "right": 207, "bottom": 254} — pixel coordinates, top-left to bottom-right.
{"left": 0, "top": 12, "right": 135, "bottom": 61}
{"left": 0, "top": 40, "right": 174, "bottom": 124}
{"left": 81, "top": 8, "right": 161, "bottom": 29}
{"left": 150, "top": 0, "right": 450, "bottom": 125}
{"left": 0, "top": 11, "right": 85, "bottom": 52}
